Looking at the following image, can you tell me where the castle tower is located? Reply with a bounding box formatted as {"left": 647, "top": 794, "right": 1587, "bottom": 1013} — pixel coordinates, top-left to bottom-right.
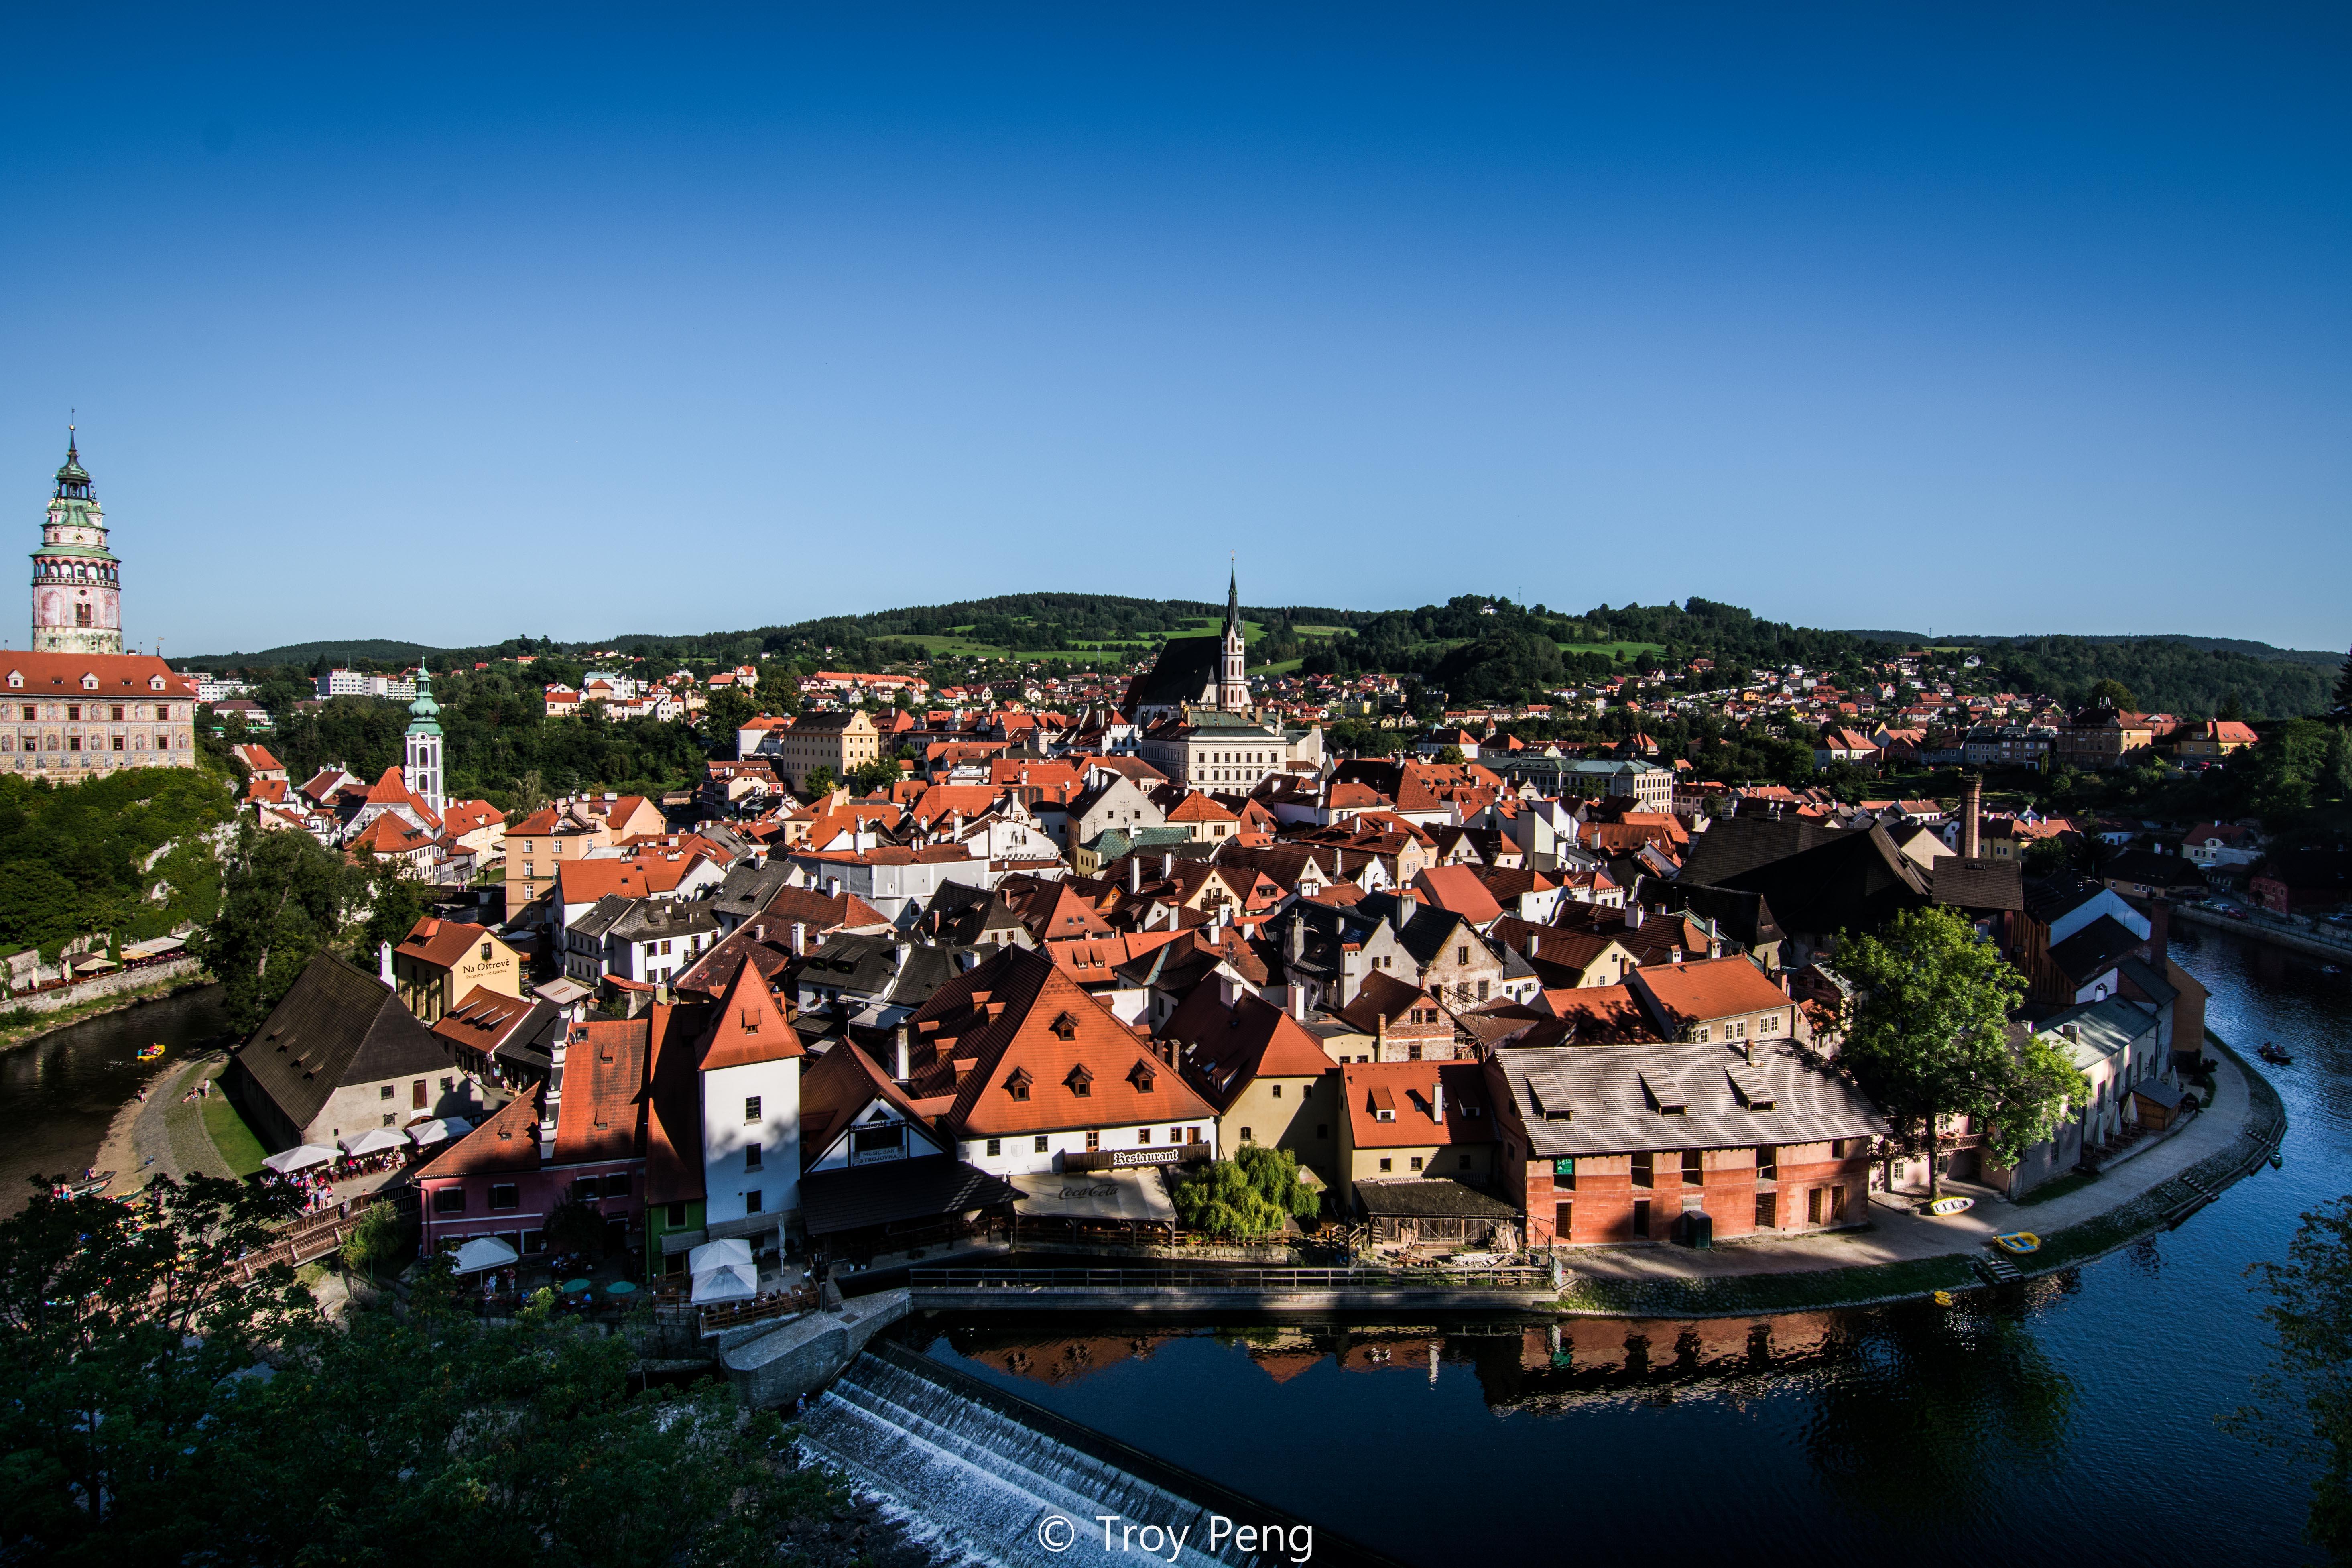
{"left": 30, "top": 431, "right": 122, "bottom": 655}
{"left": 403, "top": 668, "right": 445, "bottom": 821}
{"left": 1218, "top": 566, "right": 1249, "bottom": 712}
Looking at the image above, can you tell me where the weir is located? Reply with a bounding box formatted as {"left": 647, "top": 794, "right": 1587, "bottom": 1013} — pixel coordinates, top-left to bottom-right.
{"left": 797, "top": 1339, "right": 1403, "bottom": 1568}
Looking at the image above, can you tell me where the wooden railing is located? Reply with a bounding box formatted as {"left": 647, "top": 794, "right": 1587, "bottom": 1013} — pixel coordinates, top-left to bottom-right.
{"left": 908, "top": 1262, "right": 1557, "bottom": 1291}
{"left": 697, "top": 1285, "right": 815, "bottom": 1336}
{"left": 230, "top": 1200, "right": 383, "bottom": 1281}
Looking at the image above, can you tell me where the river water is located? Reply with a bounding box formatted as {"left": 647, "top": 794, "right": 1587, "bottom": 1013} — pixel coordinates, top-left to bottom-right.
{"left": 0, "top": 985, "right": 229, "bottom": 1210}
{"left": 913, "top": 927, "right": 2347, "bottom": 1567}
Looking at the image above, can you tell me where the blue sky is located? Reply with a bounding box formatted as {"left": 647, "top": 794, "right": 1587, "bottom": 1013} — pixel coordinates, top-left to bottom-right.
{"left": 2, "top": 4, "right": 2346, "bottom": 655}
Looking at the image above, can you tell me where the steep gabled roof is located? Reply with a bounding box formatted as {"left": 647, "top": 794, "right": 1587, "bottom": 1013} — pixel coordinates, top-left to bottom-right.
{"left": 553, "top": 1019, "right": 651, "bottom": 1165}
{"left": 421, "top": 1089, "right": 543, "bottom": 1177}
{"left": 237, "top": 951, "right": 460, "bottom": 1133}
{"left": 1163, "top": 987, "right": 1334, "bottom": 1111}
{"left": 699, "top": 960, "right": 804, "bottom": 1070}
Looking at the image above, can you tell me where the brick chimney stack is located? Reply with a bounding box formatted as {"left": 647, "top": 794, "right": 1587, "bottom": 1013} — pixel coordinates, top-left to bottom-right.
{"left": 1962, "top": 774, "right": 1982, "bottom": 860}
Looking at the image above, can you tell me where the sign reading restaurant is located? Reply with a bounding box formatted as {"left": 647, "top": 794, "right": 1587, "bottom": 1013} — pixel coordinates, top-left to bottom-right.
{"left": 1108, "top": 1146, "right": 1184, "bottom": 1168}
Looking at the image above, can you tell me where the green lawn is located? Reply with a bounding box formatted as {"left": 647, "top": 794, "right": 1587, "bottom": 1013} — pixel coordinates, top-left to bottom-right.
{"left": 203, "top": 1092, "right": 269, "bottom": 1178}
{"left": 1565, "top": 639, "right": 1665, "bottom": 661}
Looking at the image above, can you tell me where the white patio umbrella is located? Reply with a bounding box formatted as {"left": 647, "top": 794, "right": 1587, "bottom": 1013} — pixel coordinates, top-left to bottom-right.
{"left": 262, "top": 1145, "right": 338, "bottom": 1175}
{"left": 405, "top": 1117, "right": 472, "bottom": 1147}
{"left": 450, "top": 1236, "right": 520, "bottom": 1275}
{"left": 338, "top": 1128, "right": 409, "bottom": 1157}
{"left": 687, "top": 1237, "right": 758, "bottom": 1305}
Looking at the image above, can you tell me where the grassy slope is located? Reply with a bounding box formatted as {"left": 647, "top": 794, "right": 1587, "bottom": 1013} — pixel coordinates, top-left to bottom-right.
{"left": 202, "top": 1092, "right": 268, "bottom": 1178}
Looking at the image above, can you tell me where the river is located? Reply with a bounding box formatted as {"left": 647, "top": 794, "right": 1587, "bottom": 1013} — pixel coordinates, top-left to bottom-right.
{"left": 0, "top": 984, "right": 230, "bottom": 1210}
{"left": 912, "top": 927, "right": 2347, "bottom": 1567}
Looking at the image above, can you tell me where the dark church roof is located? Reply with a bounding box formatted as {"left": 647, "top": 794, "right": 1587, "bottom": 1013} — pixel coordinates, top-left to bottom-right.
{"left": 1120, "top": 635, "right": 1222, "bottom": 718}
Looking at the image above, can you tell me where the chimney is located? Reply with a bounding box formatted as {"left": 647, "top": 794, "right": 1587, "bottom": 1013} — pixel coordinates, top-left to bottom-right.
{"left": 893, "top": 1022, "right": 911, "bottom": 1083}
{"left": 2147, "top": 897, "right": 2171, "bottom": 974}
{"left": 378, "top": 940, "right": 395, "bottom": 986}
{"left": 1431, "top": 1077, "right": 1445, "bottom": 1123}
{"left": 1161, "top": 852, "right": 1175, "bottom": 880}
{"left": 1129, "top": 856, "right": 1142, "bottom": 895}
{"left": 1525, "top": 932, "right": 1541, "bottom": 959}
{"left": 789, "top": 921, "right": 807, "bottom": 956}
{"left": 1392, "top": 893, "right": 1417, "bottom": 936}
{"left": 1962, "top": 774, "right": 1982, "bottom": 860}
{"left": 1286, "top": 918, "right": 1305, "bottom": 963}
{"left": 1627, "top": 903, "right": 1645, "bottom": 929}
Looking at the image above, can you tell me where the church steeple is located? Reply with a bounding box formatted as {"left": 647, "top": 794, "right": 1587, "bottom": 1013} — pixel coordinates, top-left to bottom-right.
{"left": 403, "top": 668, "right": 445, "bottom": 822}
{"left": 1217, "top": 561, "right": 1249, "bottom": 713}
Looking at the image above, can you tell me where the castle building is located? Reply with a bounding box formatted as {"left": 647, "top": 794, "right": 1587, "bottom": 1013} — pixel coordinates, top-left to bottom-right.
{"left": 31, "top": 432, "right": 122, "bottom": 655}
{"left": 4, "top": 434, "right": 196, "bottom": 776}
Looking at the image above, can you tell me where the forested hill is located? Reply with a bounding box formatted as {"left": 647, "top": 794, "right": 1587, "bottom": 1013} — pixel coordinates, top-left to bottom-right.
{"left": 183, "top": 593, "right": 2345, "bottom": 720}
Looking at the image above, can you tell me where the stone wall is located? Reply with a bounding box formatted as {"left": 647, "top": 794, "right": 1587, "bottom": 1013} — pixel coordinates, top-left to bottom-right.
{"left": 722, "top": 1287, "right": 911, "bottom": 1408}
{"left": 2, "top": 957, "right": 204, "bottom": 1018}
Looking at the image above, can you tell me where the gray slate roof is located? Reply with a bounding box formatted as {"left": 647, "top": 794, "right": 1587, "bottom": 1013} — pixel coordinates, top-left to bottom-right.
{"left": 1491, "top": 1040, "right": 1885, "bottom": 1158}
{"left": 236, "top": 951, "right": 459, "bottom": 1133}
{"left": 1354, "top": 1178, "right": 1520, "bottom": 1220}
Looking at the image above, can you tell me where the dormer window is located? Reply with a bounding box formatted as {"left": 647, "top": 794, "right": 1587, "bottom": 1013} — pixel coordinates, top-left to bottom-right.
{"left": 80, "top": 675, "right": 97, "bottom": 691}
{"left": 1128, "top": 1060, "right": 1157, "bottom": 1093}
{"left": 1006, "top": 1067, "right": 1033, "bottom": 1102}
{"left": 1051, "top": 1011, "right": 1079, "bottom": 1041}
{"left": 4, "top": 673, "right": 17, "bottom": 690}
{"left": 1065, "top": 1064, "right": 1093, "bottom": 1097}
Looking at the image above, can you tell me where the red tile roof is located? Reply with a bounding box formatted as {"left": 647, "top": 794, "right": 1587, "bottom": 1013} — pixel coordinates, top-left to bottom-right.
{"left": 698, "top": 959, "right": 804, "bottom": 1070}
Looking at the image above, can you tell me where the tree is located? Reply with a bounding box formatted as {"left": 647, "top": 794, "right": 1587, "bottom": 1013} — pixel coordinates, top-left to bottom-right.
{"left": 802, "top": 765, "right": 837, "bottom": 799}
{"left": 2332, "top": 647, "right": 2352, "bottom": 723}
{"left": 701, "top": 685, "right": 760, "bottom": 746}
{"left": 845, "top": 757, "right": 902, "bottom": 796}
{"left": 353, "top": 852, "right": 431, "bottom": 964}
{"left": 2227, "top": 1196, "right": 2352, "bottom": 1561}
{"left": 192, "top": 823, "right": 358, "bottom": 1032}
{"left": 1834, "top": 907, "right": 2084, "bottom": 1198}
{"left": 1437, "top": 744, "right": 1468, "bottom": 766}
{"left": 1171, "top": 1146, "right": 1321, "bottom": 1238}
{"left": 2086, "top": 678, "right": 2136, "bottom": 710}
{"left": 0, "top": 1173, "right": 309, "bottom": 1558}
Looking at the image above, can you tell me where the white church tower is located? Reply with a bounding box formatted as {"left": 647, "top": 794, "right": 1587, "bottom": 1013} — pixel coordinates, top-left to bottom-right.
{"left": 1217, "top": 567, "right": 1249, "bottom": 713}
{"left": 402, "top": 668, "right": 445, "bottom": 821}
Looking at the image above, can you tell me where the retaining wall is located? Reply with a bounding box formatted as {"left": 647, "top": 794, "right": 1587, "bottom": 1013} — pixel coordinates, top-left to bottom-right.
{"left": 723, "top": 1287, "right": 911, "bottom": 1407}
{"left": 1, "top": 958, "right": 204, "bottom": 1019}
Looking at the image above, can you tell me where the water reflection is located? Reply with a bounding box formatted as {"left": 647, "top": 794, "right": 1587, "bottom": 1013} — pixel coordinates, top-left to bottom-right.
{"left": 1798, "top": 1298, "right": 2075, "bottom": 1524}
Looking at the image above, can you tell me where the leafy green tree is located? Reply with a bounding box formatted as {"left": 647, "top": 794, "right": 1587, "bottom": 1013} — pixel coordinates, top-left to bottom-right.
{"left": 0, "top": 1173, "right": 309, "bottom": 1559}
{"left": 701, "top": 685, "right": 761, "bottom": 746}
{"left": 1171, "top": 1146, "right": 1321, "bottom": 1237}
{"left": 2228, "top": 1196, "right": 2352, "bottom": 1561}
{"left": 845, "top": 757, "right": 903, "bottom": 796}
{"left": 353, "top": 852, "right": 431, "bottom": 964}
{"left": 192, "top": 822, "right": 359, "bottom": 1032}
{"left": 2332, "top": 647, "right": 2352, "bottom": 722}
{"left": 0, "top": 1181, "right": 848, "bottom": 1567}
{"left": 1835, "top": 907, "right": 2085, "bottom": 1198}
{"left": 1437, "top": 744, "right": 1468, "bottom": 766}
{"left": 802, "top": 765, "right": 837, "bottom": 799}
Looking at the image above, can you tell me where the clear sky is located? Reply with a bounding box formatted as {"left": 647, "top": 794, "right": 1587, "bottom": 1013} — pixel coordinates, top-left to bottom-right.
{"left": 2, "top": 4, "right": 2346, "bottom": 655}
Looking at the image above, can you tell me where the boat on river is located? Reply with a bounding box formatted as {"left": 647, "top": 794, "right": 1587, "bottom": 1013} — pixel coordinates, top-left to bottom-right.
{"left": 2258, "top": 1043, "right": 2294, "bottom": 1065}
{"left": 1992, "top": 1232, "right": 2041, "bottom": 1255}
{"left": 54, "top": 1171, "right": 113, "bottom": 1198}
{"left": 135, "top": 1043, "right": 165, "bottom": 1061}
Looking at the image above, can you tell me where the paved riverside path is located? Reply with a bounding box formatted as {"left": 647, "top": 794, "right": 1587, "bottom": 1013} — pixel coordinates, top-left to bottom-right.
{"left": 1566, "top": 1051, "right": 2255, "bottom": 1284}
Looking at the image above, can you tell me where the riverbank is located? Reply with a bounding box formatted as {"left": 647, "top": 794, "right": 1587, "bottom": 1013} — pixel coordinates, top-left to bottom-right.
{"left": 2176, "top": 900, "right": 2352, "bottom": 963}
{"left": 1553, "top": 1035, "right": 2283, "bottom": 1318}
{"left": 0, "top": 970, "right": 215, "bottom": 1051}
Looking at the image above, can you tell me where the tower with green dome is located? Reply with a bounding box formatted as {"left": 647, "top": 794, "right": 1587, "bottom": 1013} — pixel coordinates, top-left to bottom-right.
{"left": 30, "top": 429, "right": 122, "bottom": 655}
{"left": 403, "top": 667, "right": 445, "bottom": 821}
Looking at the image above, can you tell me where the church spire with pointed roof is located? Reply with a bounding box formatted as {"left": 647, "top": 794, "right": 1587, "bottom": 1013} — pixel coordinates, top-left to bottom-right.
{"left": 1218, "top": 561, "right": 1249, "bottom": 712}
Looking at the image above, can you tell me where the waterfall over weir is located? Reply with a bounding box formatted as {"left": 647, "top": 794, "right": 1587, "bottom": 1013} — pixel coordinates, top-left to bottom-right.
{"left": 799, "top": 1341, "right": 1400, "bottom": 1568}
